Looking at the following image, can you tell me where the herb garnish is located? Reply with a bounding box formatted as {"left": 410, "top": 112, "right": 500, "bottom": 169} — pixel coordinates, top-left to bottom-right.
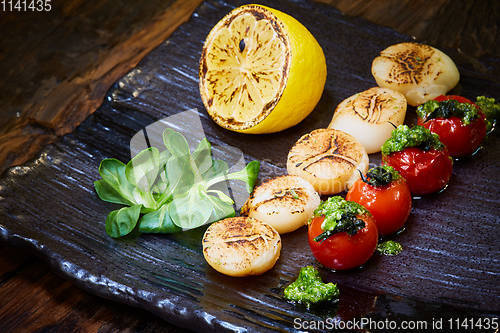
{"left": 94, "top": 129, "right": 260, "bottom": 238}
{"left": 381, "top": 125, "right": 444, "bottom": 156}
{"left": 377, "top": 240, "right": 403, "bottom": 256}
{"left": 476, "top": 96, "right": 499, "bottom": 131}
{"left": 312, "top": 196, "right": 369, "bottom": 242}
{"left": 283, "top": 266, "right": 339, "bottom": 309}
{"left": 416, "top": 99, "right": 479, "bottom": 125}
{"left": 361, "top": 165, "right": 400, "bottom": 187}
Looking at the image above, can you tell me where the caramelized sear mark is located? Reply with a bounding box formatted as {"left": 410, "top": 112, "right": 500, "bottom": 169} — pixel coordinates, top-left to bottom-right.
{"left": 380, "top": 43, "right": 435, "bottom": 85}
{"left": 295, "top": 135, "right": 358, "bottom": 173}
{"left": 350, "top": 92, "right": 388, "bottom": 124}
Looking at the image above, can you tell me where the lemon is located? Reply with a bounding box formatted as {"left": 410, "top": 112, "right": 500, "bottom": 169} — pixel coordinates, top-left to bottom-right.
{"left": 199, "top": 4, "right": 326, "bottom": 134}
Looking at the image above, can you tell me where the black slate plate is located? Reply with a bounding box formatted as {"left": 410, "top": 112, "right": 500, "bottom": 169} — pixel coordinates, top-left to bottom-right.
{"left": 1, "top": 0, "right": 499, "bottom": 331}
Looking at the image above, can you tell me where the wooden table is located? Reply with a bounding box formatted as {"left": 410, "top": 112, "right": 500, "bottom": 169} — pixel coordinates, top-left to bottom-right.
{"left": 0, "top": 0, "right": 497, "bottom": 331}
{"left": 0, "top": 242, "right": 188, "bottom": 332}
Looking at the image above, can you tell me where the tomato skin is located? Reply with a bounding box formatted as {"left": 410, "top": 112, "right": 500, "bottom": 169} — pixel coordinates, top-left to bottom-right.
{"left": 346, "top": 178, "right": 411, "bottom": 235}
{"left": 307, "top": 215, "right": 378, "bottom": 270}
{"left": 382, "top": 147, "right": 453, "bottom": 195}
{"left": 417, "top": 95, "right": 487, "bottom": 157}
{"left": 434, "top": 95, "right": 472, "bottom": 104}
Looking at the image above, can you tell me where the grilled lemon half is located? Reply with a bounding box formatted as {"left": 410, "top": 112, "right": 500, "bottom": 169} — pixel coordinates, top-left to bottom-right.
{"left": 199, "top": 4, "right": 326, "bottom": 133}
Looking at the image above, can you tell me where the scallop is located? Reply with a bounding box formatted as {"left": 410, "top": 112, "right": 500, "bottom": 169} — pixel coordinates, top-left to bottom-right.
{"left": 371, "top": 42, "right": 459, "bottom": 106}
{"left": 287, "top": 129, "right": 369, "bottom": 195}
{"left": 328, "top": 87, "right": 407, "bottom": 153}
{"left": 241, "top": 175, "right": 320, "bottom": 234}
{"left": 202, "top": 217, "right": 281, "bottom": 277}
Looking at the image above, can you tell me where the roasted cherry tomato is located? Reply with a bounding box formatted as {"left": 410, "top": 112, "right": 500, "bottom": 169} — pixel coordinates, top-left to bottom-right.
{"left": 308, "top": 214, "right": 378, "bottom": 271}
{"left": 346, "top": 166, "right": 411, "bottom": 235}
{"left": 381, "top": 125, "right": 453, "bottom": 195}
{"left": 383, "top": 147, "right": 452, "bottom": 195}
{"left": 417, "top": 95, "right": 487, "bottom": 157}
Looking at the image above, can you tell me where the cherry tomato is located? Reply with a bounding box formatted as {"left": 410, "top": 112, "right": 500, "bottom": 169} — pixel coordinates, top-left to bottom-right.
{"left": 417, "top": 95, "right": 487, "bottom": 157}
{"left": 308, "top": 215, "right": 378, "bottom": 270}
{"left": 346, "top": 177, "right": 411, "bottom": 235}
{"left": 382, "top": 147, "right": 453, "bottom": 195}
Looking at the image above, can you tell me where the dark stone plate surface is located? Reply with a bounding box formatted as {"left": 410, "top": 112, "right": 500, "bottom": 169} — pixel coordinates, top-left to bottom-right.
{"left": 1, "top": 0, "right": 499, "bottom": 331}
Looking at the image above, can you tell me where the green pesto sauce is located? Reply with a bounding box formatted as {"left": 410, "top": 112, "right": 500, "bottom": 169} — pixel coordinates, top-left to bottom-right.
{"left": 313, "top": 196, "right": 369, "bottom": 232}
{"left": 377, "top": 240, "right": 403, "bottom": 256}
{"left": 416, "top": 99, "right": 479, "bottom": 125}
{"left": 381, "top": 125, "right": 444, "bottom": 156}
{"left": 283, "top": 266, "right": 339, "bottom": 309}
{"left": 364, "top": 165, "right": 401, "bottom": 187}
{"left": 476, "top": 96, "right": 500, "bottom": 131}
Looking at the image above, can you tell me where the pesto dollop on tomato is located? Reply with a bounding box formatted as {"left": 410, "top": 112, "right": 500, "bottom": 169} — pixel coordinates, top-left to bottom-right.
{"left": 417, "top": 99, "right": 479, "bottom": 125}
{"left": 363, "top": 165, "right": 401, "bottom": 187}
{"left": 381, "top": 125, "right": 444, "bottom": 156}
{"left": 312, "top": 196, "right": 369, "bottom": 242}
{"left": 283, "top": 266, "right": 339, "bottom": 308}
{"left": 476, "top": 96, "right": 500, "bottom": 131}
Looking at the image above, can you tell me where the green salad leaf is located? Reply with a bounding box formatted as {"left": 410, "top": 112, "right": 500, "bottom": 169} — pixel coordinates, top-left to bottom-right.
{"left": 94, "top": 179, "right": 133, "bottom": 206}
{"left": 192, "top": 138, "right": 213, "bottom": 174}
{"left": 163, "top": 128, "right": 190, "bottom": 157}
{"left": 227, "top": 160, "right": 260, "bottom": 193}
{"left": 96, "top": 158, "right": 135, "bottom": 204}
{"left": 105, "top": 205, "right": 142, "bottom": 238}
{"left": 95, "top": 158, "right": 158, "bottom": 211}
{"left": 168, "top": 184, "right": 214, "bottom": 229}
{"left": 206, "top": 160, "right": 260, "bottom": 193}
{"left": 125, "top": 147, "right": 160, "bottom": 192}
{"left": 94, "top": 129, "right": 260, "bottom": 238}
{"left": 138, "top": 204, "right": 181, "bottom": 234}
{"left": 206, "top": 193, "right": 236, "bottom": 222}
{"left": 166, "top": 154, "right": 195, "bottom": 196}
{"left": 202, "top": 159, "right": 229, "bottom": 180}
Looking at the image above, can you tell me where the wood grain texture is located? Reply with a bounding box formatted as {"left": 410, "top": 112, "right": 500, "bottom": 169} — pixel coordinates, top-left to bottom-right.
{"left": 316, "top": 0, "right": 499, "bottom": 60}
{"left": 0, "top": 242, "right": 189, "bottom": 332}
{"left": 0, "top": 0, "right": 203, "bottom": 176}
{"left": 0, "top": 0, "right": 498, "bottom": 331}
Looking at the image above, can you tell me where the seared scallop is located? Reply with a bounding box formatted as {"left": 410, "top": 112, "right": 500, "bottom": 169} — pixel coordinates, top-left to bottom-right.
{"left": 328, "top": 87, "right": 407, "bottom": 153}
{"left": 371, "top": 42, "right": 459, "bottom": 106}
{"left": 241, "top": 175, "right": 320, "bottom": 234}
{"left": 287, "top": 129, "right": 368, "bottom": 195}
{"left": 202, "top": 217, "right": 281, "bottom": 277}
